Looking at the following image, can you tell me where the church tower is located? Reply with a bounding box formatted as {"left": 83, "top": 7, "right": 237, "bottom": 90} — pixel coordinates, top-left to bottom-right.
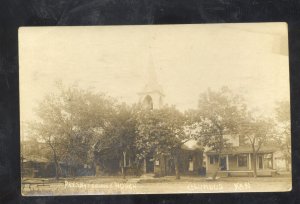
{"left": 138, "top": 53, "right": 164, "bottom": 110}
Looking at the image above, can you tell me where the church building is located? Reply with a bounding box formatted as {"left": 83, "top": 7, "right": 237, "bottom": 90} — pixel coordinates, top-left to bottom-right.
{"left": 137, "top": 55, "right": 204, "bottom": 177}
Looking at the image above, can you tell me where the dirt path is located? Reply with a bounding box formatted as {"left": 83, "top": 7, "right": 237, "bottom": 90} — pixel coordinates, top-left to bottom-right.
{"left": 22, "top": 176, "right": 292, "bottom": 196}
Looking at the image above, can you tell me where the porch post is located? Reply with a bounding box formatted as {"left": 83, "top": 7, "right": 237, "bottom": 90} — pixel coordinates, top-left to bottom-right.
{"left": 143, "top": 158, "right": 147, "bottom": 173}
{"left": 248, "top": 153, "right": 251, "bottom": 170}
{"left": 226, "top": 154, "right": 229, "bottom": 170}
{"left": 271, "top": 153, "right": 274, "bottom": 169}
{"left": 206, "top": 155, "right": 209, "bottom": 171}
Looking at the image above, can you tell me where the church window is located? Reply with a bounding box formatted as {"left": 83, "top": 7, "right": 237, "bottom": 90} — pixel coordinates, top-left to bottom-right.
{"left": 143, "top": 95, "right": 153, "bottom": 110}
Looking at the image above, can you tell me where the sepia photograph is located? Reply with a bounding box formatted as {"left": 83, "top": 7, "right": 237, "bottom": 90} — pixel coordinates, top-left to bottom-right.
{"left": 19, "top": 23, "right": 291, "bottom": 195}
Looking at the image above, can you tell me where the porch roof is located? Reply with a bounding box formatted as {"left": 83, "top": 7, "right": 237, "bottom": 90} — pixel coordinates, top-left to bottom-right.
{"left": 205, "top": 145, "right": 280, "bottom": 155}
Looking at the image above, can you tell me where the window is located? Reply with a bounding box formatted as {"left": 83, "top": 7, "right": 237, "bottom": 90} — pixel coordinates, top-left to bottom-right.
{"left": 209, "top": 155, "right": 218, "bottom": 164}
{"left": 237, "top": 154, "right": 248, "bottom": 167}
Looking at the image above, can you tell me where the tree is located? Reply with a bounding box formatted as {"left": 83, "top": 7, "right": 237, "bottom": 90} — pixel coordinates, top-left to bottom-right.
{"left": 29, "top": 84, "right": 117, "bottom": 179}
{"left": 194, "top": 87, "right": 247, "bottom": 180}
{"left": 274, "top": 100, "right": 291, "bottom": 171}
{"left": 135, "top": 106, "right": 187, "bottom": 179}
{"left": 240, "top": 115, "right": 275, "bottom": 177}
{"left": 94, "top": 103, "right": 138, "bottom": 178}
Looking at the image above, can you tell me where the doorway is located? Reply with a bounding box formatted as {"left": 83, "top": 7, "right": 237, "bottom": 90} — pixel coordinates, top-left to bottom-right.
{"left": 219, "top": 156, "right": 227, "bottom": 171}
{"left": 146, "top": 156, "right": 154, "bottom": 173}
{"left": 166, "top": 159, "right": 175, "bottom": 175}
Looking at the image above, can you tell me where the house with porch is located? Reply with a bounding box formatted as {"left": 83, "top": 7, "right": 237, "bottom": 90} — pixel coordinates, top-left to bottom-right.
{"left": 205, "top": 135, "right": 283, "bottom": 177}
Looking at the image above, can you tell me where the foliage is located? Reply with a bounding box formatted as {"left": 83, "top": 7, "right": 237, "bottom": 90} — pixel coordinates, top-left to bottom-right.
{"left": 274, "top": 100, "right": 291, "bottom": 170}
{"left": 241, "top": 115, "right": 275, "bottom": 151}
{"left": 135, "top": 105, "right": 187, "bottom": 160}
{"left": 29, "top": 84, "right": 117, "bottom": 177}
{"left": 194, "top": 87, "right": 247, "bottom": 152}
{"left": 274, "top": 101, "right": 291, "bottom": 145}
{"left": 275, "top": 101, "right": 290, "bottom": 123}
{"left": 94, "top": 103, "right": 138, "bottom": 172}
{"left": 26, "top": 83, "right": 291, "bottom": 179}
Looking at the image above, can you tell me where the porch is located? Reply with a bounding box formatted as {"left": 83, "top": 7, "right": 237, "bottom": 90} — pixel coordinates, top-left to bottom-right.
{"left": 206, "top": 151, "right": 277, "bottom": 177}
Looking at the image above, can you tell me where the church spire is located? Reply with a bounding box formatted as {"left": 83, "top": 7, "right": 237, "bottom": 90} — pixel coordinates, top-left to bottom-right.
{"left": 138, "top": 46, "right": 164, "bottom": 109}
{"left": 146, "top": 52, "right": 159, "bottom": 91}
{"left": 141, "top": 49, "right": 164, "bottom": 95}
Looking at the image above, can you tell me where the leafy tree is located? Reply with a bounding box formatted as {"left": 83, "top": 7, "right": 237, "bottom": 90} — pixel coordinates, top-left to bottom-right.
{"left": 94, "top": 103, "right": 138, "bottom": 178}
{"left": 193, "top": 87, "right": 247, "bottom": 180}
{"left": 276, "top": 101, "right": 291, "bottom": 122}
{"left": 135, "top": 105, "right": 187, "bottom": 179}
{"left": 274, "top": 100, "right": 291, "bottom": 171}
{"left": 29, "top": 84, "right": 117, "bottom": 179}
{"left": 239, "top": 115, "right": 275, "bottom": 177}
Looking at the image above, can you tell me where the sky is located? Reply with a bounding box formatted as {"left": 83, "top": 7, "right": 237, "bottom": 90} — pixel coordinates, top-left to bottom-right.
{"left": 19, "top": 23, "right": 289, "bottom": 123}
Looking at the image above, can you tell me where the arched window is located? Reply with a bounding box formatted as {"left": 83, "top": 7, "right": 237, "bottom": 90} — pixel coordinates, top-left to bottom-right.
{"left": 143, "top": 95, "right": 153, "bottom": 110}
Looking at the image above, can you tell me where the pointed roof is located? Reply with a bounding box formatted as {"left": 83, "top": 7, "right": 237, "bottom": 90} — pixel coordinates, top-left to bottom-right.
{"left": 138, "top": 52, "right": 164, "bottom": 96}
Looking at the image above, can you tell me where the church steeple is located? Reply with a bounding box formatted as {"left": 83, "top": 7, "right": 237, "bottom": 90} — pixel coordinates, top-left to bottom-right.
{"left": 147, "top": 52, "right": 158, "bottom": 87}
{"left": 138, "top": 50, "right": 164, "bottom": 110}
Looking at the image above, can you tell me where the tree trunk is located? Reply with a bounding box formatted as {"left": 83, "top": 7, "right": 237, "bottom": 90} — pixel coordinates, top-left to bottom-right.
{"left": 49, "top": 144, "right": 60, "bottom": 180}
{"left": 174, "top": 156, "right": 180, "bottom": 179}
{"left": 54, "top": 156, "right": 60, "bottom": 180}
{"left": 212, "top": 154, "right": 220, "bottom": 180}
{"left": 122, "top": 151, "right": 126, "bottom": 179}
{"left": 174, "top": 149, "right": 180, "bottom": 179}
{"left": 252, "top": 153, "right": 257, "bottom": 177}
{"left": 212, "top": 130, "right": 224, "bottom": 180}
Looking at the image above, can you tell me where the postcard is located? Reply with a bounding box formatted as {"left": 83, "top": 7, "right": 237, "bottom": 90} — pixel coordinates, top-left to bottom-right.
{"left": 19, "top": 23, "right": 291, "bottom": 195}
